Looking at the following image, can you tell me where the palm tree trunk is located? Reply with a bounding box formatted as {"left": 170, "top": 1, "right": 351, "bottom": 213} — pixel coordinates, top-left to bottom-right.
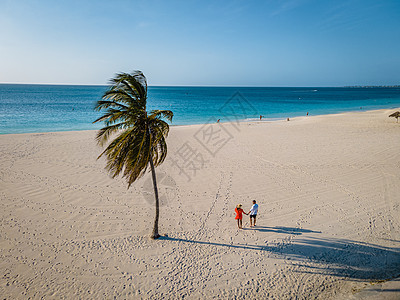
{"left": 149, "top": 155, "right": 160, "bottom": 239}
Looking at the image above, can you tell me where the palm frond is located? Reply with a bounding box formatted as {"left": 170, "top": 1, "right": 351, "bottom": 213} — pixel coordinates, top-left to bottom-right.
{"left": 113, "top": 80, "right": 141, "bottom": 104}
{"left": 152, "top": 129, "right": 168, "bottom": 166}
{"left": 95, "top": 122, "right": 127, "bottom": 147}
{"left": 149, "top": 119, "right": 170, "bottom": 141}
{"left": 93, "top": 109, "right": 126, "bottom": 124}
{"left": 149, "top": 110, "right": 174, "bottom": 122}
{"left": 94, "top": 70, "right": 172, "bottom": 187}
{"left": 100, "top": 90, "right": 137, "bottom": 106}
{"left": 108, "top": 71, "right": 147, "bottom": 108}
{"left": 94, "top": 99, "right": 129, "bottom": 111}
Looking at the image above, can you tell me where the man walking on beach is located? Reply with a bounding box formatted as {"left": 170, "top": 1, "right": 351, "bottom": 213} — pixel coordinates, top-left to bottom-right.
{"left": 248, "top": 200, "right": 258, "bottom": 227}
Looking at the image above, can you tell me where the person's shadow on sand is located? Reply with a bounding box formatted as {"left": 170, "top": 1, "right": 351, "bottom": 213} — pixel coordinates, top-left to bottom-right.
{"left": 243, "top": 226, "right": 322, "bottom": 235}
{"left": 160, "top": 233, "right": 400, "bottom": 281}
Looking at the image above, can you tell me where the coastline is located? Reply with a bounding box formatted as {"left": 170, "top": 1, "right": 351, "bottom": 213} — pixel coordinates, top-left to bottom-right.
{"left": 0, "top": 108, "right": 399, "bottom": 299}
{"left": 2, "top": 83, "right": 400, "bottom": 135}
{"left": 2, "top": 107, "right": 399, "bottom": 136}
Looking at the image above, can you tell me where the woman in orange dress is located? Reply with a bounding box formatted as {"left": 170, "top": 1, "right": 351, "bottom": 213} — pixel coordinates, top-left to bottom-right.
{"left": 235, "top": 204, "right": 247, "bottom": 229}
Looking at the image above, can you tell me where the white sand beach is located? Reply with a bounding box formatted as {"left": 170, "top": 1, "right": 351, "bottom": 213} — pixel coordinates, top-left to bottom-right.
{"left": 0, "top": 108, "right": 399, "bottom": 299}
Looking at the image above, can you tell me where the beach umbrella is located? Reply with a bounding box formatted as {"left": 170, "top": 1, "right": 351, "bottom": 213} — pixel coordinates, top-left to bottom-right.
{"left": 389, "top": 111, "right": 400, "bottom": 123}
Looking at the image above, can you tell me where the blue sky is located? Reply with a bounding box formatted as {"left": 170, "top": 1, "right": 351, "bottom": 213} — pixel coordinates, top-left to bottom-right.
{"left": 0, "top": 0, "right": 399, "bottom": 86}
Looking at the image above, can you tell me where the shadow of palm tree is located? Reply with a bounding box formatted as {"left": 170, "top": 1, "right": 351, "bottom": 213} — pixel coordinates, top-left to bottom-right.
{"left": 160, "top": 234, "right": 400, "bottom": 281}
{"left": 285, "top": 237, "right": 400, "bottom": 280}
{"left": 368, "top": 288, "right": 400, "bottom": 292}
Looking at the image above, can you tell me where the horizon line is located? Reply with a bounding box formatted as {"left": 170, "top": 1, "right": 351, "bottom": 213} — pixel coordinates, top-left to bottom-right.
{"left": 1, "top": 82, "right": 399, "bottom": 88}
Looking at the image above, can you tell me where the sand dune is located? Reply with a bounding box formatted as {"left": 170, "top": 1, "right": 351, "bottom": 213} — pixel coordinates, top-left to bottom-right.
{"left": 0, "top": 109, "right": 399, "bottom": 299}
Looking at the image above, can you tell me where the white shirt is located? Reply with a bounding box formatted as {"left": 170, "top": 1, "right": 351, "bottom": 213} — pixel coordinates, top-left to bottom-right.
{"left": 250, "top": 203, "right": 259, "bottom": 215}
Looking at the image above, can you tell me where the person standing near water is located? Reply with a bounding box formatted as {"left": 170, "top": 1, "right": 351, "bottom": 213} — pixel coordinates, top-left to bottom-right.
{"left": 248, "top": 200, "right": 259, "bottom": 227}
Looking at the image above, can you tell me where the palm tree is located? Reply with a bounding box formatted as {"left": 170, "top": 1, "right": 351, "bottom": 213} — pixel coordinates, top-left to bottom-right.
{"left": 93, "top": 71, "right": 173, "bottom": 239}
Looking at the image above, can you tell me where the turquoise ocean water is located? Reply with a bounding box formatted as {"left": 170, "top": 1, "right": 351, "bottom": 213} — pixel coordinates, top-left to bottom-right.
{"left": 1, "top": 84, "right": 400, "bottom": 134}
